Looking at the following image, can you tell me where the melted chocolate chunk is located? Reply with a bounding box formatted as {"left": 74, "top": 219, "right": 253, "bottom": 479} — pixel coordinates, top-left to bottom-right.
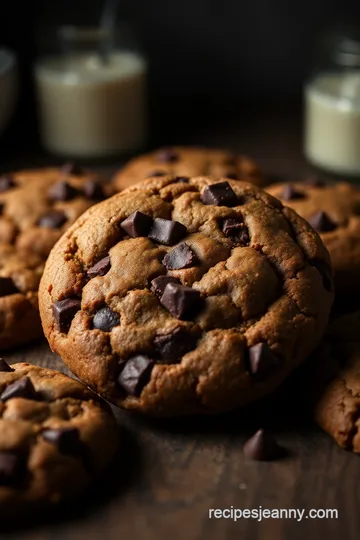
{"left": 0, "top": 176, "right": 16, "bottom": 192}
{"left": 117, "top": 355, "right": 154, "bottom": 396}
{"left": 38, "top": 210, "right": 67, "bottom": 229}
{"left": 222, "top": 219, "right": 249, "bottom": 245}
{"left": 163, "top": 243, "right": 197, "bottom": 270}
{"left": 160, "top": 282, "right": 202, "bottom": 319}
{"left": 281, "top": 184, "right": 305, "bottom": 201}
{"left": 248, "top": 343, "right": 282, "bottom": 380}
{"left": 154, "top": 327, "right": 198, "bottom": 363}
{"left": 308, "top": 211, "right": 337, "bottom": 233}
{"left": 0, "top": 452, "right": 22, "bottom": 485}
{"left": 157, "top": 148, "right": 179, "bottom": 163}
{"left": 0, "top": 359, "right": 13, "bottom": 372}
{"left": 0, "top": 277, "right": 18, "bottom": 297}
{"left": 48, "top": 181, "right": 80, "bottom": 202}
{"left": 151, "top": 276, "right": 180, "bottom": 299}
{"left": 83, "top": 179, "right": 106, "bottom": 200}
{"left": 42, "top": 428, "right": 80, "bottom": 455}
{"left": 0, "top": 377, "right": 37, "bottom": 402}
{"left": 201, "top": 181, "right": 239, "bottom": 207}
{"left": 93, "top": 306, "right": 120, "bottom": 332}
{"left": 243, "top": 429, "right": 285, "bottom": 461}
{"left": 88, "top": 256, "right": 111, "bottom": 278}
{"left": 61, "top": 162, "right": 83, "bottom": 176}
{"left": 120, "top": 211, "right": 153, "bottom": 238}
{"left": 53, "top": 297, "right": 81, "bottom": 333}
{"left": 149, "top": 218, "right": 187, "bottom": 246}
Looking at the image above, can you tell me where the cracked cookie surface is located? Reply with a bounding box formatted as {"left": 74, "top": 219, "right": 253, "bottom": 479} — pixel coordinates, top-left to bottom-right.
{"left": 39, "top": 176, "right": 334, "bottom": 416}
{"left": 313, "top": 311, "right": 360, "bottom": 453}
{"left": 113, "top": 146, "right": 266, "bottom": 191}
{"left": 0, "top": 166, "right": 111, "bottom": 349}
{"left": 0, "top": 362, "right": 118, "bottom": 517}
{"left": 267, "top": 180, "right": 360, "bottom": 296}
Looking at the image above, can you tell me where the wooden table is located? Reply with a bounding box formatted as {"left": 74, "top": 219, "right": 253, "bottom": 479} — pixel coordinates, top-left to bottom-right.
{"left": 3, "top": 106, "right": 359, "bottom": 540}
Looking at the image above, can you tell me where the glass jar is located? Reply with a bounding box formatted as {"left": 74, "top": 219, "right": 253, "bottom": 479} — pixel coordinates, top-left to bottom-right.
{"left": 34, "top": 23, "right": 147, "bottom": 158}
{"left": 304, "top": 26, "right": 360, "bottom": 177}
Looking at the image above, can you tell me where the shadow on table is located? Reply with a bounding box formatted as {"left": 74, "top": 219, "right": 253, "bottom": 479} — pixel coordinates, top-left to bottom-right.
{"left": 1, "top": 424, "right": 143, "bottom": 533}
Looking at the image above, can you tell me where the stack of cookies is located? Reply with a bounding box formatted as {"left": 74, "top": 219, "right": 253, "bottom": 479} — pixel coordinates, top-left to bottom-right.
{"left": 0, "top": 145, "right": 357, "bottom": 517}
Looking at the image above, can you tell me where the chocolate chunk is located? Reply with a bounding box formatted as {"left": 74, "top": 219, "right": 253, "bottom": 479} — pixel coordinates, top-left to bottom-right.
{"left": 174, "top": 176, "right": 189, "bottom": 183}
{"left": 249, "top": 343, "right": 281, "bottom": 380}
{"left": 120, "top": 211, "right": 153, "bottom": 238}
{"left": 163, "top": 243, "right": 197, "bottom": 270}
{"left": 48, "top": 181, "right": 79, "bottom": 202}
{"left": 38, "top": 210, "right": 67, "bottom": 229}
{"left": 225, "top": 172, "right": 238, "bottom": 180}
{"left": 160, "top": 282, "right": 201, "bottom": 319}
{"left": 201, "top": 181, "right": 239, "bottom": 207}
{"left": 0, "top": 277, "right": 18, "bottom": 297}
{"left": 281, "top": 184, "right": 305, "bottom": 201}
{"left": 42, "top": 427, "right": 80, "bottom": 455}
{"left": 243, "top": 429, "right": 285, "bottom": 461}
{"left": 157, "top": 148, "right": 179, "bottom": 163}
{"left": 308, "top": 211, "right": 337, "bottom": 233}
{"left": 88, "top": 256, "right": 111, "bottom": 278}
{"left": 222, "top": 219, "right": 250, "bottom": 245}
{"left": 0, "top": 359, "right": 13, "bottom": 372}
{"left": 0, "top": 377, "right": 37, "bottom": 402}
{"left": 151, "top": 276, "right": 180, "bottom": 299}
{"left": 93, "top": 306, "right": 120, "bottom": 331}
{"left": 0, "top": 176, "right": 16, "bottom": 192}
{"left": 146, "top": 170, "right": 166, "bottom": 178}
{"left": 61, "top": 162, "right": 83, "bottom": 176}
{"left": 83, "top": 179, "right": 105, "bottom": 200}
{"left": 53, "top": 297, "right": 81, "bottom": 333}
{"left": 0, "top": 452, "right": 22, "bottom": 485}
{"left": 311, "top": 259, "right": 333, "bottom": 292}
{"left": 303, "top": 176, "right": 327, "bottom": 187}
{"left": 154, "top": 328, "right": 198, "bottom": 363}
{"left": 149, "top": 218, "right": 187, "bottom": 246}
{"left": 117, "top": 355, "right": 154, "bottom": 396}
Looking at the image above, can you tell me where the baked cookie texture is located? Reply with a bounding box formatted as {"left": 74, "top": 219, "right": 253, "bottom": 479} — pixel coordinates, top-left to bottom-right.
{"left": 313, "top": 311, "right": 360, "bottom": 453}
{"left": 0, "top": 362, "right": 118, "bottom": 517}
{"left": 39, "top": 175, "right": 334, "bottom": 416}
{"left": 113, "top": 146, "right": 266, "bottom": 191}
{"left": 0, "top": 166, "right": 110, "bottom": 349}
{"left": 267, "top": 180, "right": 360, "bottom": 296}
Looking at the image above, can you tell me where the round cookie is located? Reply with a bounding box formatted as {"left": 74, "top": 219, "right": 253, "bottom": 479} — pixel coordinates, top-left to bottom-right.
{"left": 267, "top": 180, "right": 360, "bottom": 296}
{"left": 0, "top": 361, "right": 119, "bottom": 517}
{"left": 113, "top": 146, "right": 265, "bottom": 191}
{"left": 312, "top": 311, "right": 360, "bottom": 453}
{"left": 0, "top": 165, "right": 110, "bottom": 259}
{"left": 0, "top": 165, "right": 111, "bottom": 349}
{"left": 39, "top": 175, "right": 334, "bottom": 416}
{"left": 0, "top": 244, "right": 44, "bottom": 349}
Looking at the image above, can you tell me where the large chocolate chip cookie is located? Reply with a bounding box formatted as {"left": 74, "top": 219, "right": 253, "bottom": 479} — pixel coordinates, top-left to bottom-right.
{"left": 39, "top": 176, "right": 334, "bottom": 416}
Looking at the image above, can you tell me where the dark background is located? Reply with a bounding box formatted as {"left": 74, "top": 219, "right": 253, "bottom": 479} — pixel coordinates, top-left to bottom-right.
{"left": 1, "top": 0, "right": 360, "bottom": 154}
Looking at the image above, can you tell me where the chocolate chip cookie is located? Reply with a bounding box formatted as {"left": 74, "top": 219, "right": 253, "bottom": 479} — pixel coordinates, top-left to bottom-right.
{"left": 39, "top": 175, "right": 334, "bottom": 416}
{"left": 267, "top": 180, "right": 360, "bottom": 296}
{"left": 113, "top": 146, "right": 265, "bottom": 191}
{"left": 0, "top": 165, "right": 110, "bottom": 259}
{"left": 0, "top": 362, "right": 118, "bottom": 517}
{"left": 312, "top": 311, "right": 360, "bottom": 453}
{"left": 0, "top": 166, "right": 110, "bottom": 349}
{"left": 0, "top": 244, "right": 44, "bottom": 349}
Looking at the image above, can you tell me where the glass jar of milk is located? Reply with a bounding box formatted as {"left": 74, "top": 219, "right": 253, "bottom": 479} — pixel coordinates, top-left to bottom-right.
{"left": 304, "top": 27, "right": 360, "bottom": 177}
{"left": 34, "top": 25, "right": 147, "bottom": 158}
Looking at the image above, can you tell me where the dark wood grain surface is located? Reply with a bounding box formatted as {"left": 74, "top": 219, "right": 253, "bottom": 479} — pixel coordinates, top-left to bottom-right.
{"left": 2, "top": 107, "right": 359, "bottom": 540}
